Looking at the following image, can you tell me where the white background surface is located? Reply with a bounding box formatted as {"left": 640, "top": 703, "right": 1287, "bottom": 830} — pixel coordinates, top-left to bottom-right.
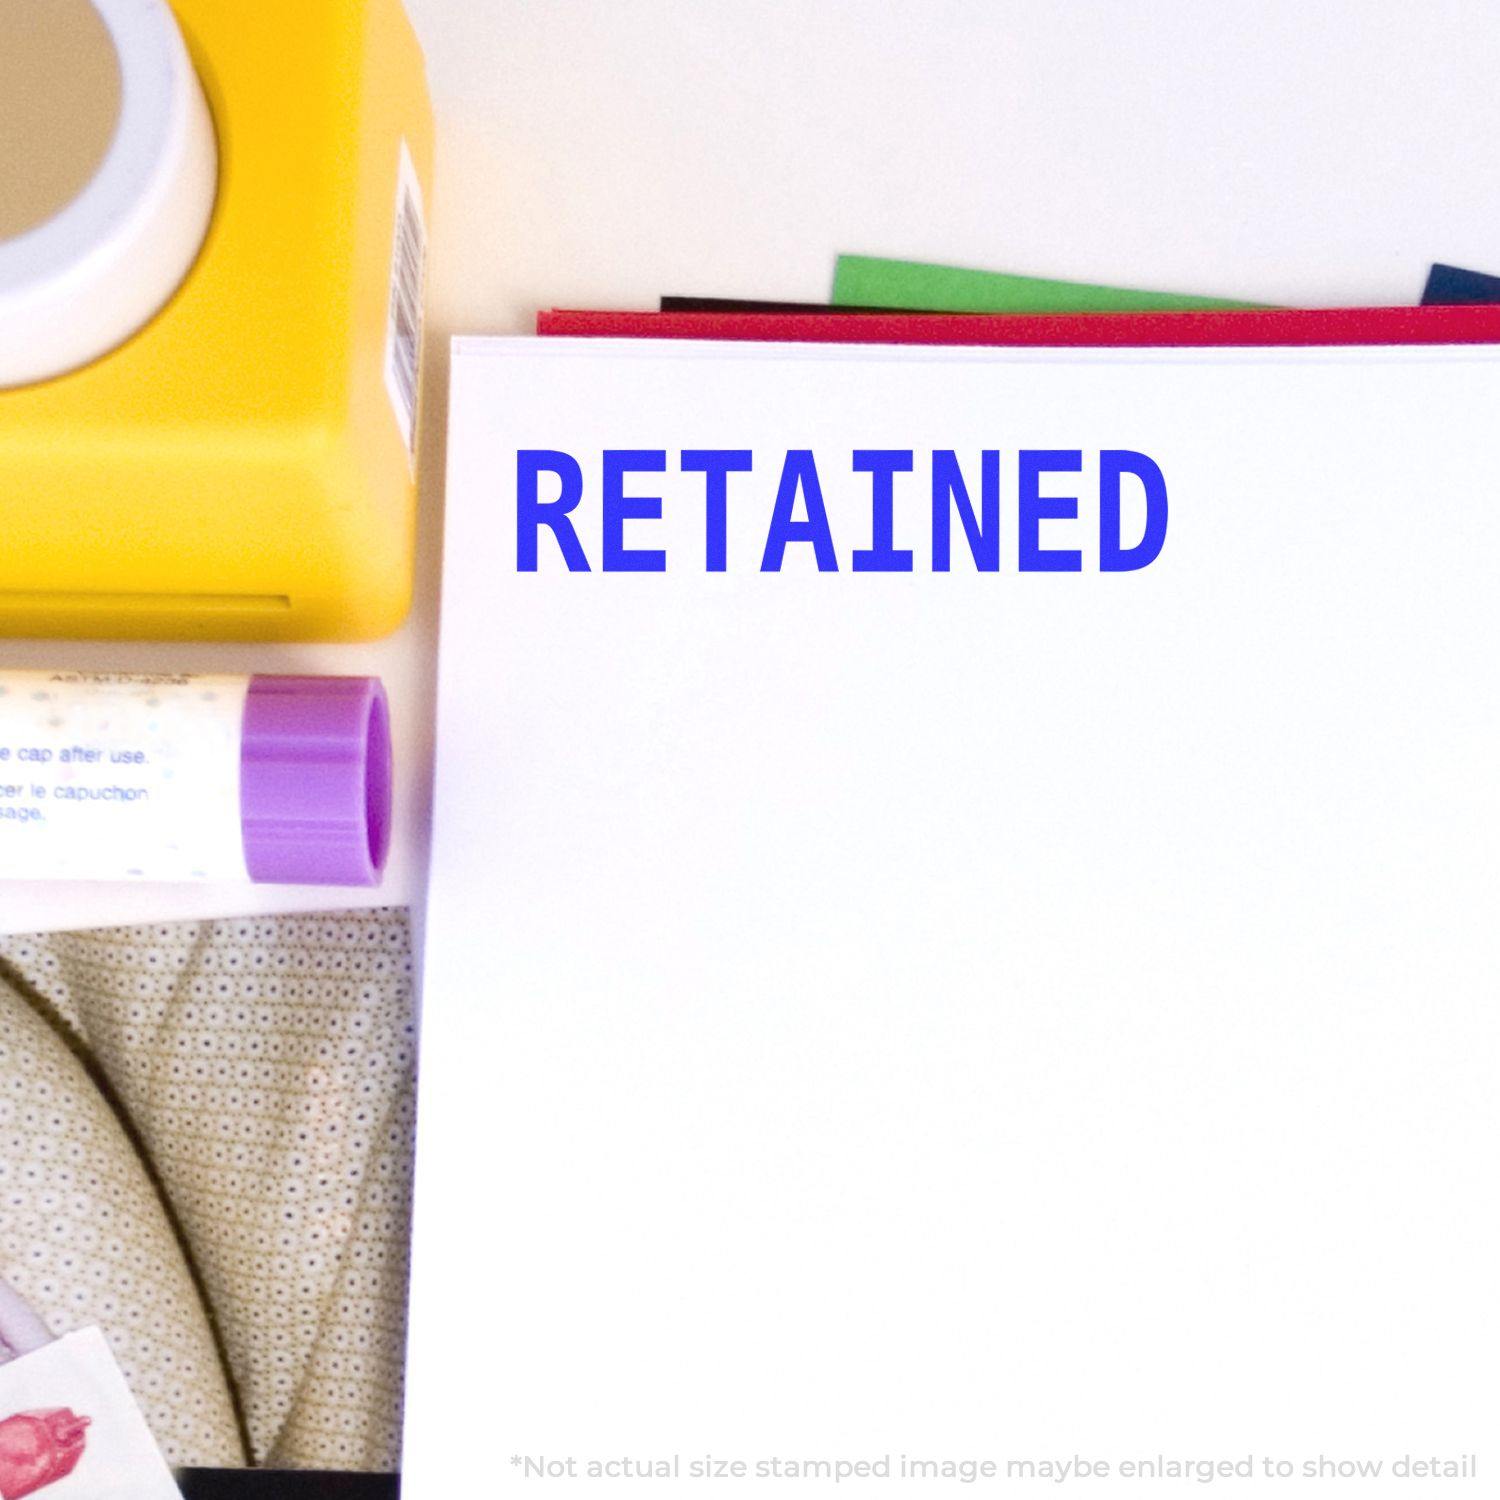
{"left": 5, "top": 0, "right": 1500, "bottom": 933}
{"left": 407, "top": 337, "right": 1500, "bottom": 1497}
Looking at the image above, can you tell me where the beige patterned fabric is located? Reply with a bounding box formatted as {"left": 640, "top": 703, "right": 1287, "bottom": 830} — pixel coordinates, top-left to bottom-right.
{"left": 0, "top": 910, "right": 416, "bottom": 1472}
{"left": 0, "top": 970, "right": 241, "bottom": 1465}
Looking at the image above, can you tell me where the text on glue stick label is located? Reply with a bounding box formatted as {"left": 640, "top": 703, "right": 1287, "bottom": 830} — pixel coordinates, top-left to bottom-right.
{"left": 0, "top": 672, "right": 249, "bottom": 883}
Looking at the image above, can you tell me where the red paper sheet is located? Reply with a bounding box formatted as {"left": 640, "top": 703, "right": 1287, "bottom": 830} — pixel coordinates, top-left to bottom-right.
{"left": 537, "top": 304, "right": 1500, "bottom": 347}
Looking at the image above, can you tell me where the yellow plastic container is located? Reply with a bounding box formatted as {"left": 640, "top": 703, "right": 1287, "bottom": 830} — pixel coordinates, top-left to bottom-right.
{"left": 0, "top": 0, "right": 433, "bottom": 641}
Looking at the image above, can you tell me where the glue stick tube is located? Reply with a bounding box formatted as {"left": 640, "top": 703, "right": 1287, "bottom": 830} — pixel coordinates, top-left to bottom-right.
{"left": 0, "top": 671, "right": 390, "bottom": 886}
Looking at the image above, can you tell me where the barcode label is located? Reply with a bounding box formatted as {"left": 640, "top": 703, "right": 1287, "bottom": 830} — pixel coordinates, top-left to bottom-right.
{"left": 384, "top": 141, "right": 427, "bottom": 463}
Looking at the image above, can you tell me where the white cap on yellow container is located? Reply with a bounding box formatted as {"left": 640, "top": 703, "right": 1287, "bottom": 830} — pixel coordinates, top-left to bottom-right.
{"left": 0, "top": 0, "right": 217, "bottom": 388}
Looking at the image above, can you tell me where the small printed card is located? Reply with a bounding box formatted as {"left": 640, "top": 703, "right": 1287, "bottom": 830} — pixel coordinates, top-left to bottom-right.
{"left": 0, "top": 1330, "right": 178, "bottom": 1500}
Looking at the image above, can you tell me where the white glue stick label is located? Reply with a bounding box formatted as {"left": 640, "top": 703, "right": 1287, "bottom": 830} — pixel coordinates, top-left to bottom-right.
{"left": 0, "top": 671, "right": 249, "bottom": 883}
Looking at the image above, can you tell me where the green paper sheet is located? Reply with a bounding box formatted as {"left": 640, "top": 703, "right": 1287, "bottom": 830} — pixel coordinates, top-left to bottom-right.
{"left": 832, "top": 254, "right": 1265, "bottom": 314}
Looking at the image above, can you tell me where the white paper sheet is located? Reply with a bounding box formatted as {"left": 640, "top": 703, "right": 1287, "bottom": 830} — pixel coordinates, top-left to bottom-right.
{"left": 405, "top": 337, "right": 1500, "bottom": 1498}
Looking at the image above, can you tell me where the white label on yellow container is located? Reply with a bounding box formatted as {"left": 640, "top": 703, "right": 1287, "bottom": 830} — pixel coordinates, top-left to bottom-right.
{"left": 383, "top": 139, "right": 427, "bottom": 464}
{"left": 0, "top": 671, "right": 248, "bottom": 883}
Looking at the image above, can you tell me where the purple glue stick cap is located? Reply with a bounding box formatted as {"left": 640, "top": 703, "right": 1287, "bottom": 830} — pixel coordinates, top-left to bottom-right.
{"left": 240, "top": 676, "right": 393, "bottom": 887}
